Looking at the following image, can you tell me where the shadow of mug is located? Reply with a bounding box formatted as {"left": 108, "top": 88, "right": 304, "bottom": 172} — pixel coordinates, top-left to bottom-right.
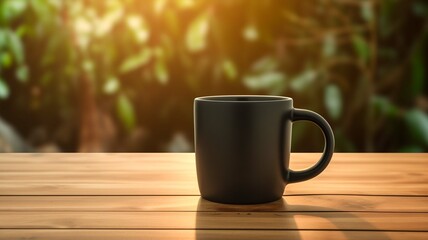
{"left": 195, "top": 197, "right": 391, "bottom": 240}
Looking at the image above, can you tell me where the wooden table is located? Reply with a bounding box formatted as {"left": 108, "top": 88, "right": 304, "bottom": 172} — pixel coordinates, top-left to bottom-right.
{"left": 0, "top": 153, "right": 427, "bottom": 239}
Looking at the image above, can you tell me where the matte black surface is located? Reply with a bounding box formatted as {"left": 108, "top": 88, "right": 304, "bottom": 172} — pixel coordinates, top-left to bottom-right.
{"left": 194, "top": 95, "right": 334, "bottom": 204}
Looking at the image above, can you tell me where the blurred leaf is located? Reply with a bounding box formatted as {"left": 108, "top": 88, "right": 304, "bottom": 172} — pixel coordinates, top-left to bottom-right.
{"left": 95, "top": 7, "right": 123, "bottom": 37}
{"left": 116, "top": 94, "right": 136, "bottom": 132}
{"left": 103, "top": 76, "right": 120, "bottom": 95}
{"left": 186, "top": 12, "right": 209, "bottom": 52}
{"left": 155, "top": 60, "right": 168, "bottom": 85}
{"left": 412, "top": 1, "right": 428, "bottom": 17}
{"left": 243, "top": 72, "right": 285, "bottom": 94}
{"left": 15, "top": 65, "right": 29, "bottom": 82}
{"left": 352, "top": 35, "right": 370, "bottom": 63}
{"left": 0, "top": 0, "right": 27, "bottom": 21}
{"left": 290, "top": 69, "right": 317, "bottom": 92}
{"left": 371, "top": 96, "right": 399, "bottom": 117}
{"left": 120, "top": 49, "right": 151, "bottom": 73}
{"left": 29, "top": 0, "right": 52, "bottom": 23}
{"left": 73, "top": 16, "right": 92, "bottom": 49}
{"left": 322, "top": 33, "right": 336, "bottom": 58}
{"left": 410, "top": 45, "right": 425, "bottom": 95}
{"left": 74, "top": 16, "right": 92, "bottom": 34}
{"left": 154, "top": 0, "right": 167, "bottom": 14}
{"left": 16, "top": 25, "right": 29, "bottom": 37}
{"left": 0, "top": 78, "right": 10, "bottom": 99}
{"left": 82, "top": 59, "right": 94, "bottom": 73}
{"left": 166, "top": 132, "right": 192, "bottom": 152}
{"left": 324, "top": 84, "right": 342, "bottom": 120}
{"left": 361, "top": 1, "right": 374, "bottom": 22}
{"left": 399, "top": 145, "right": 424, "bottom": 153}
{"left": 7, "top": 30, "right": 24, "bottom": 64}
{"left": 252, "top": 56, "right": 279, "bottom": 73}
{"left": 134, "top": 29, "right": 150, "bottom": 44}
{"left": 222, "top": 59, "right": 237, "bottom": 80}
{"left": 126, "top": 15, "right": 149, "bottom": 43}
{"left": 0, "top": 30, "right": 6, "bottom": 48}
{"left": 126, "top": 15, "right": 142, "bottom": 29}
{"left": 0, "top": 53, "right": 12, "bottom": 68}
{"left": 405, "top": 109, "right": 428, "bottom": 146}
{"left": 243, "top": 25, "right": 258, "bottom": 41}
{"left": 6, "top": 0, "right": 27, "bottom": 14}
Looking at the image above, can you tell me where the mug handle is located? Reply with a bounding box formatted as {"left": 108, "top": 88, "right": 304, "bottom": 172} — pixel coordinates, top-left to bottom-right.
{"left": 287, "top": 108, "right": 335, "bottom": 183}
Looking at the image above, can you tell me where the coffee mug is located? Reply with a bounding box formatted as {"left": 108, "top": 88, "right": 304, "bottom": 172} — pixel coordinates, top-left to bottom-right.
{"left": 194, "top": 95, "right": 334, "bottom": 204}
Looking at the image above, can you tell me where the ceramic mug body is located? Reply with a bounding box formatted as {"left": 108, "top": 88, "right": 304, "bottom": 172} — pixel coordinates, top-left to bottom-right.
{"left": 194, "top": 95, "right": 334, "bottom": 204}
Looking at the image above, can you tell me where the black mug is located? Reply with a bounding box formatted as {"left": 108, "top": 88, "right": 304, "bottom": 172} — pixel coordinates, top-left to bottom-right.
{"left": 194, "top": 95, "right": 334, "bottom": 204}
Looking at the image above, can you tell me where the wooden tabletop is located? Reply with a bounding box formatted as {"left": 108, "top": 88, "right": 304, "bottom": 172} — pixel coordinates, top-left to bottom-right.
{"left": 0, "top": 153, "right": 427, "bottom": 239}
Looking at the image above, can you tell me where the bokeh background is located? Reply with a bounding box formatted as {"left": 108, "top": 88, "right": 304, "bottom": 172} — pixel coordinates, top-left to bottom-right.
{"left": 0, "top": 0, "right": 427, "bottom": 152}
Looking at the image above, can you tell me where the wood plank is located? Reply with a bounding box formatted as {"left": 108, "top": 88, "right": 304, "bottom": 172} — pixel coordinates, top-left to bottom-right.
{"left": 1, "top": 182, "right": 427, "bottom": 195}
{"left": 0, "top": 211, "right": 427, "bottom": 231}
{"left": 0, "top": 153, "right": 427, "bottom": 195}
{"left": 0, "top": 153, "right": 426, "bottom": 171}
{"left": 0, "top": 168, "right": 420, "bottom": 181}
{"left": 0, "top": 195, "right": 427, "bottom": 213}
{"left": 0, "top": 230, "right": 427, "bottom": 240}
{"left": 1, "top": 153, "right": 426, "bottom": 164}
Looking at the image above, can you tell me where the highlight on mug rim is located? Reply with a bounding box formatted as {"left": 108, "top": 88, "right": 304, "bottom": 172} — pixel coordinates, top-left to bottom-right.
{"left": 195, "top": 95, "right": 292, "bottom": 103}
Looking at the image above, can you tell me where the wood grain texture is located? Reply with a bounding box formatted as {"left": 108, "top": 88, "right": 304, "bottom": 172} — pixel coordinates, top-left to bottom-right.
{"left": 0, "top": 195, "right": 427, "bottom": 212}
{"left": 0, "top": 153, "right": 427, "bottom": 195}
{"left": 0, "top": 230, "right": 427, "bottom": 240}
{"left": 0, "top": 153, "right": 427, "bottom": 240}
{"left": 0, "top": 211, "right": 427, "bottom": 231}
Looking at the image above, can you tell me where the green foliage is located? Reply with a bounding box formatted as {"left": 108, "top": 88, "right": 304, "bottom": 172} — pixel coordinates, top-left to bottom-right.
{"left": 243, "top": 25, "right": 258, "bottom": 42}
{"left": 400, "top": 145, "right": 424, "bottom": 153}
{"left": 0, "top": 0, "right": 27, "bottom": 23}
{"left": 120, "top": 49, "right": 152, "bottom": 73}
{"left": 222, "top": 59, "right": 237, "bottom": 81}
{"left": 360, "top": 1, "right": 374, "bottom": 22}
{"left": 412, "top": 1, "right": 428, "bottom": 17}
{"left": 0, "top": 53, "right": 12, "bottom": 67}
{"left": 352, "top": 35, "right": 370, "bottom": 63}
{"left": 372, "top": 96, "right": 399, "bottom": 118}
{"left": 290, "top": 69, "right": 317, "bottom": 93}
{"left": 0, "top": 78, "right": 9, "bottom": 99}
{"left": 405, "top": 109, "right": 428, "bottom": 147}
{"left": 186, "top": 12, "right": 209, "bottom": 52}
{"left": 9, "top": 33, "right": 23, "bottom": 64}
{"left": 116, "top": 94, "right": 136, "bottom": 132}
{"left": 252, "top": 57, "right": 279, "bottom": 73}
{"left": 411, "top": 44, "right": 425, "bottom": 96}
{"left": 2, "top": 30, "right": 24, "bottom": 65}
{"left": 0, "top": 0, "right": 426, "bottom": 152}
{"left": 322, "top": 33, "right": 336, "bottom": 58}
{"left": 243, "top": 72, "right": 285, "bottom": 94}
{"left": 15, "top": 65, "right": 28, "bottom": 82}
{"left": 155, "top": 59, "right": 169, "bottom": 85}
{"left": 244, "top": 56, "right": 285, "bottom": 94}
{"left": 103, "top": 76, "right": 120, "bottom": 95}
{"left": 324, "top": 84, "right": 342, "bottom": 120}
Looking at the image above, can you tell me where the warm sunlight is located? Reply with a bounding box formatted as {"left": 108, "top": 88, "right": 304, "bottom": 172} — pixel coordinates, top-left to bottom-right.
{"left": 0, "top": 0, "right": 427, "bottom": 152}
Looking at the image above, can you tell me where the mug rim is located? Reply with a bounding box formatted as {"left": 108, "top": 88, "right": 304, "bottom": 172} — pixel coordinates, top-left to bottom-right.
{"left": 195, "top": 95, "right": 292, "bottom": 103}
